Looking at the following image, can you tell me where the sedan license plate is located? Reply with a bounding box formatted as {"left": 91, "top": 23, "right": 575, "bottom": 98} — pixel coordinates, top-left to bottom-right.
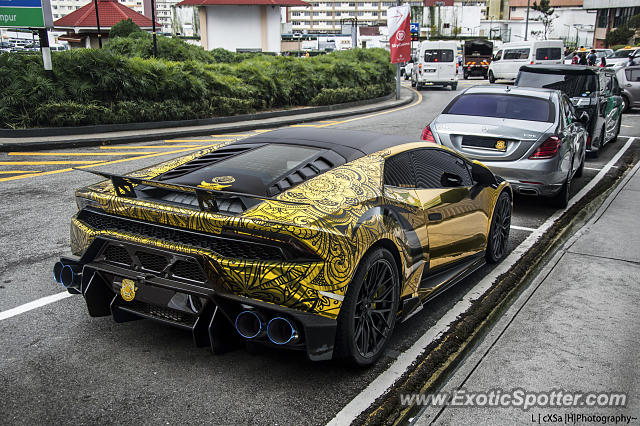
{"left": 424, "top": 69, "right": 436, "bottom": 73}
{"left": 461, "top": 135, "right": 509, "bottom": 152}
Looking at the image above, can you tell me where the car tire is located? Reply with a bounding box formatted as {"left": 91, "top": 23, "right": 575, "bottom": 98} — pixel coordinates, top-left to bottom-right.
{"left": 486, "top": 191, "right": 511, "bottom": 263}
{"left": 548, "top": 174, "right": 570, "bottom": 209}
{"left": 622, "top": 95, "right": 630, "bottom": 113}
{"left": 451, "top": 83, "right": 458, "bottom": 90}
{"left": 463, "top": 71, "right": 469, "bottom": 80}
{"left": 484, "top": 73, "right": 488, "bottom": 80}
{"left": 334, "top": 247, "right": 400, "bottom": 367}
{"left": 489, "top": 71, "right": 496, "bottom": 84}
{"left": 411, "top": 79, "right": 416, "bottom": 88}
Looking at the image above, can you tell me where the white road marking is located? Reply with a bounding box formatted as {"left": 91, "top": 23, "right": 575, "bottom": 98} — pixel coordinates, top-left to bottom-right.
{"left": 0, "top": 292, "right": 72, "bottom": 321}
{"left": 510, "top": 225, "right": 537, "bottom": 232}
{"left": 326, "top": 137, "right": 637, "bottom": 426}
{"left": 584, "top": 167, "right": 602, "bottom": 171}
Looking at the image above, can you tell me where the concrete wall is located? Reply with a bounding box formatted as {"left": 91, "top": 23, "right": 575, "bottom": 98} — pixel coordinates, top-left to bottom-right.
{"left": 204, "top": 5, "right": 281, "bottom": 53}
{"left": 509, "top": 6, "right": 595, "bottom": 44}
{"left": 422, "top": 5, "right": 482, "bottom": 37}
{"left": 583, "top": 0, "right": 640, "bottom": 8}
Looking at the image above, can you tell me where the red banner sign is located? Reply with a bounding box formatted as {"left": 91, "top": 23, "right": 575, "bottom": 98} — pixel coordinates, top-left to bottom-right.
{"left": 388, "top": 5, "right": 411, "bottom": 64}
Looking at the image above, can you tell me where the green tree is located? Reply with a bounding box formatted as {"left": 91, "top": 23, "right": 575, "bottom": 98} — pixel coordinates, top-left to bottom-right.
{"left": 531, "top": 0, "right": 556, "bottom": 40}
{"left": 109, "top": 18, "right": 142, "bottom": 39}
{"left": 606, "top": 26, "right": 635, "bottom": 47}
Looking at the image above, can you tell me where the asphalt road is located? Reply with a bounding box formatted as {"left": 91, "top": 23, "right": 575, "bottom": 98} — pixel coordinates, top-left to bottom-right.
{"left": 1, "top": 79, "right": 639, "bottom": 424}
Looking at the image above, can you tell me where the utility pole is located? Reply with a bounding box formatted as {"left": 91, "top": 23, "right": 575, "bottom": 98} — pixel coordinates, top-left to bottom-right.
{"left": 395, "top": 0, "right": 401, "bottom": 100}
{"left": 151, "top": 0, "right": 158, "bottom": 57}
{"left": 93, "top": 0, "right": 102, "bottom": 48}
{"left": 524, "top": 0, "right": 530, "bottom": 41}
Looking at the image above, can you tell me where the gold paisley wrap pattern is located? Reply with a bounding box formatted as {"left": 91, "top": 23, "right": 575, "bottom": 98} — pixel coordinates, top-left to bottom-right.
{"left": 70, "top": 141, "right": 504, "bottom": 319}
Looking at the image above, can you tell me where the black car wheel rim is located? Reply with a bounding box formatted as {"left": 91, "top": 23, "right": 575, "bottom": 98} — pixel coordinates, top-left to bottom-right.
{"left": 491, "top": 196, "right": 511, "bottom": 259}
{"left": 354, "top": 259, "right": 395, "bottom": 358}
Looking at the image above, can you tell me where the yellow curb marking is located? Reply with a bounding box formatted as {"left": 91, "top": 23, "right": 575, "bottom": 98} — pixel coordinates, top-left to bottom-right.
{"left": 8, "top": 152, "right": 158, "bottom": 156}
{"left": 0, "top": 161, "right": 102, "bottom": 165}
{"left": 0, "top": 145, "right": 217, "bottom": 183}
{"left": 99, "top": 145, "right": 201, "bottom": 149}
{"left": 0, "top": 170, "right": 42, "bottom": 174}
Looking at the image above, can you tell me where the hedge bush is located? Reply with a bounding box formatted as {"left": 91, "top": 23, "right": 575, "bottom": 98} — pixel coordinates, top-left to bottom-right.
{"left": 0, "top": 44, "right": 394, "bottom": 128}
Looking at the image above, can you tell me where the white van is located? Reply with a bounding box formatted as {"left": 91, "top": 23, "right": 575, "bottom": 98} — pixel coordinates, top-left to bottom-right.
{"left": 488, "top": 40, "right": 564, "bottom": 83}
{"left": 411, "top": 40, "right": 458, "bottom": 90}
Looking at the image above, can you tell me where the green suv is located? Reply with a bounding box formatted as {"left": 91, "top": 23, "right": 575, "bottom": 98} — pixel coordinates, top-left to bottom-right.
{"left": 515, "top": 65, "right": 623, "bottom": 156}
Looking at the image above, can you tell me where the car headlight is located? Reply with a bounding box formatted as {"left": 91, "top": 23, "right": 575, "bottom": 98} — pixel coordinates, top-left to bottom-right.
{"left": 76, "top": 196, "right": 101, "bottom": 211}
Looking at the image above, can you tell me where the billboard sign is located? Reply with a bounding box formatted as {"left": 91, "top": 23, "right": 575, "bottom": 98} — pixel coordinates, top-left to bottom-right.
{"left": 387, "top": 4, "right": 411, "bottom": 64}
{"left": 0, "top": 0, "right": 53, "bottom": 28}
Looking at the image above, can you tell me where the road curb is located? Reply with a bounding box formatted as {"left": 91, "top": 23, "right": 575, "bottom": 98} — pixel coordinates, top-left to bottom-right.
{"left": 355, "top": 150, "right": 637, "bottom": 425}
{"left": 0, "top": 92, "right": 415, "bottom": 152}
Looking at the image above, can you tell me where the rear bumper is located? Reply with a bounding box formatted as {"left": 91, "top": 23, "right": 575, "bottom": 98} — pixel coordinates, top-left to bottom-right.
{"left": 480, "top": 158, "right": 567, "bottom": 197}
{"left": 55, "top": 241, "right": 337, "bottom": 361}
{"left": 61, "top": 209, "right": 342, "bottom": 360}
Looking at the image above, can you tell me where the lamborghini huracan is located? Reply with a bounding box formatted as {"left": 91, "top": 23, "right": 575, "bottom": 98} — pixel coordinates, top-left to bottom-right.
{"left": 54, "top": 128, "right": 511, "bottom": 366}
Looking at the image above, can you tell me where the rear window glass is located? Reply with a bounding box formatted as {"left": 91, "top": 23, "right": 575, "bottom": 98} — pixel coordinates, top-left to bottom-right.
{"left": 424, "top": 49, "right": 454, "bottom": 62}
{"left": 536, "top": 47, "right": 562, "bottom": 60}
{"left": 443, "top": 93, "right": 554, "bottom": 122}
{"left": 516, "top": 70, "right": 598, "bottom": 98}
{"left": 201, "top": 144, "right": 321, "bottom": 185}
{"left": 503, "top": 48, "right": 530, "bottom": 60}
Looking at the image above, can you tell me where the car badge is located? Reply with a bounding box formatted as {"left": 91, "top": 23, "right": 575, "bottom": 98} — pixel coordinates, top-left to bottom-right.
{"left": 120, "top": 279, "right": 138, "bottom": 302}
{"left": 198, "top": 176, "right": 235, "bottom": 190}
{"left": 495, "top": 140, "right": 507, "bottom": 151}
{"left": 481, "top": 126, "right": 489, "bottom": 133}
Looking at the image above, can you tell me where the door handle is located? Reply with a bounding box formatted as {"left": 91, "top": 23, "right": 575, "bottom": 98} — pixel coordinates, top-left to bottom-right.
{"left": 428, "top": 213, "right": 443, "bottom": 222}
{"left": 626, "top": 84, "right": 632, "bottom": 87}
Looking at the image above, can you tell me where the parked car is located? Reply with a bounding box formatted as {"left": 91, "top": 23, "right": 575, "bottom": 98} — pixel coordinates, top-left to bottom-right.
{"left": 488, "top": 40, "right": 564, "bottom": 83}
{"left": 401, "top": 60, "right": 414, "bottom": 80}
{"left": 607, "top": 46, "right": 640, "bottom": 69}
{"left": 515, "top": 65, "right": 623, "bottom": 156}
{"left": 462, "top": 38, "right": 493, "bottom": 79}
{"left": 563, "top": 48, "right": 612, "bottom": 65}
{"left": 617, "top": 65, "right": 640, "bottom": 112}
{"left": 411, "top": 40, "right": 458, "bottom": 90}
{"left": 54, "top": 128, "right": 511, "bottom": 366}
{"left": 421, "top": 85, "right": 587, "bottom": 207}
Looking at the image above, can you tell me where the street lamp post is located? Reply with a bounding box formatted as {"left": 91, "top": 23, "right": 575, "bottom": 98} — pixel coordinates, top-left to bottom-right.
{"left": 151, "top": 0, "right": 158, "bottom": 57}
{"left": 93, "top": 0, "right": 102, "bottom": 48}
{"left": 524, "top": 0, "right": 530, "bottom": 41}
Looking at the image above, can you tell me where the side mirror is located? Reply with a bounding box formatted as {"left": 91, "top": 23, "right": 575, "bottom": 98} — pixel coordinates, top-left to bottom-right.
{"left": 471, "top": 162, "right": 497, "bottom": 187}
{"left": 441, "top": 172, "right": 463, "bottom": 187}
{"left": 579, "top": 111, "right": 590, "bottom": 123}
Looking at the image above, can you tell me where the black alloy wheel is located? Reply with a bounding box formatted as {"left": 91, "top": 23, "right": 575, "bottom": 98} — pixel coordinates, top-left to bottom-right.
{"left": 486, "top": 191, "right": 511, "bottom": 263}
{"left": 622, "top": 95, "right": 630, "bottom": 113}
{"left": 335, "top": 248, "right": 399, "bottom": 366}
{"left": 489, "top": 70, "right": 496, "bottom": 84}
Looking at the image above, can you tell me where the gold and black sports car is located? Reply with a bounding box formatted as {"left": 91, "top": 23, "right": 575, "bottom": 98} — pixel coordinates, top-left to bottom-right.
{"left": 54, "top": 128, "right": 511, "bottom": 366}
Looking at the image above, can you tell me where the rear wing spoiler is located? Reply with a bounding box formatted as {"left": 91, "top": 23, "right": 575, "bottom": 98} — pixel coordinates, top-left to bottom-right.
{"left": 75, "top": 168, "right": 309, "bottom": 213}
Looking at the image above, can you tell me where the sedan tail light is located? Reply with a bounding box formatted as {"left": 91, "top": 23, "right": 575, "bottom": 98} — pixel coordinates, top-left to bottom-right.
{"left": 529, "top": 136, "right": 561, "bottom": 159}
{"left": 421, "top": 125, "right": 435, "bottom": 143}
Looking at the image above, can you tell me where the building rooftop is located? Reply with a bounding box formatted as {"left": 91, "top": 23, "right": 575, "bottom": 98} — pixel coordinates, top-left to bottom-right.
{"left": 177, "top": 0, "right": 309, "bottom": 6}
{"left": 54, "top": 0, "right": 157, "bottom": 29}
